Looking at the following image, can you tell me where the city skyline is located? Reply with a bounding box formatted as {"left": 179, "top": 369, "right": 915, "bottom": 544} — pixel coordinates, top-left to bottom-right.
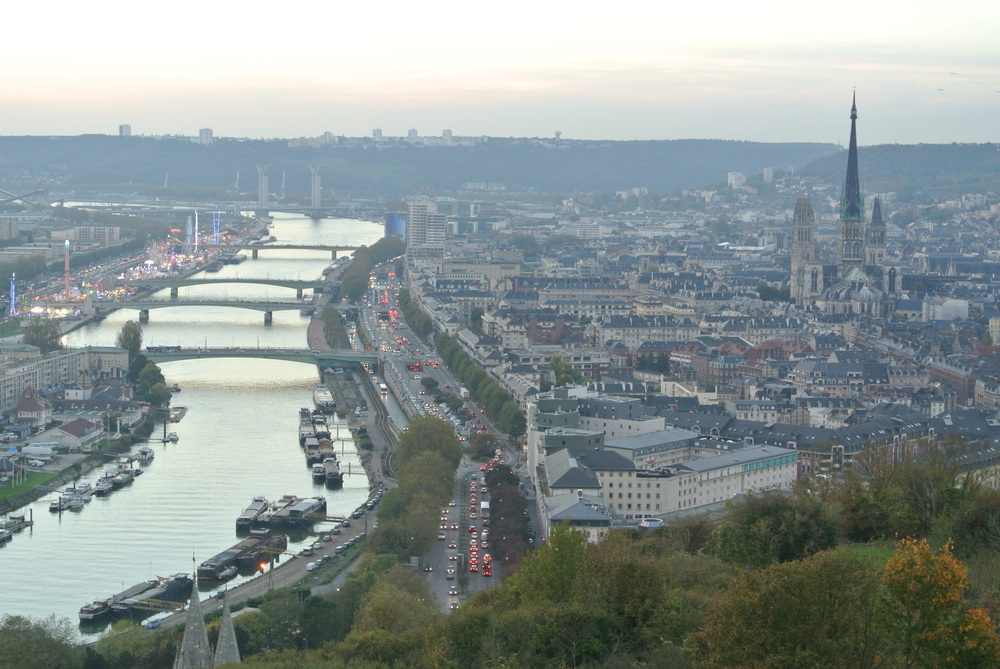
{"left": 2, "top": 1, "right": 997, "bottom": 144}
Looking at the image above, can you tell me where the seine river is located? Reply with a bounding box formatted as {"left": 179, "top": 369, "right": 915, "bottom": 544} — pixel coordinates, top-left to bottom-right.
{"left": 0, "top": 213, "right": 383, "bottom": 639}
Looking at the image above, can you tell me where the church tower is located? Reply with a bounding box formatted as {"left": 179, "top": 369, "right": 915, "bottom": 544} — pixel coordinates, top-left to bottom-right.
{"left": 866, "top": 196, "right": 886, "bottom": 266}
{"left": 790, "top": 197, "right": 818, "bottom": 304}
{"left": 839, "top": 94, "right": 865, "bottom": 276}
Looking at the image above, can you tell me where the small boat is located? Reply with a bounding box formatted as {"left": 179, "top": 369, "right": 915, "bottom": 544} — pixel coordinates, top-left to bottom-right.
{"left": 95, "top": 480, "right": 113, "bottom": 496}
{"left": 170, "top": 384, "right": 181, "bottom": 393}
{"left": 218, "top": 566, "right": 237, "bottom": 580}
{"left": 311, "top": 463, "right": 326, "bottom": 481}
{"left": 167, "top": 432, "right": 179, "bottom": 443}
{"left": 0, "top": 529, "right": 12, "bottom": 543}
{"left": 135, "top": 446, "right": 155, "bottom": 462}
{"left": 67, "top": 495, "right": 85, "bottom": 511}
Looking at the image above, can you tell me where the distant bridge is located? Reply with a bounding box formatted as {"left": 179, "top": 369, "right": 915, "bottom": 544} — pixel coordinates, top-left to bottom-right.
{"left": 200, "top": 244, "right": 361, "bottom": 259}
{"left": 126, "top": 277, "right": 326, "bottom": 298}
{"left": 144, "top": 347, "right": 377, "bottom": 366}
{"left": 86, "top": 298, "right": 311, "bottom": 324}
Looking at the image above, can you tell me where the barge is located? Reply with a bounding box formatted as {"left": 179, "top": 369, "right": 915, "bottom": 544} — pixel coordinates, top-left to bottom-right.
{"left": 197, "top": 529, "right": 287, "bottom": 580}
{"left": 235, "top": 496, "right": 270, "bottom": 530}
{"left": 267, "top": 496, "right": 326, "bottom": 527}
{"left": 109, "top": 573, "right": 192, "bottom": 616}
{"left": 324, "top": 457, "right": 343, "bottom": 488}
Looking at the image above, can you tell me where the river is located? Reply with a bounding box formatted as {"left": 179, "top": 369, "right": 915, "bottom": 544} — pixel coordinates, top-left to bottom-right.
{"left": 0, "top": 213, "right": 384, "bottom": 639}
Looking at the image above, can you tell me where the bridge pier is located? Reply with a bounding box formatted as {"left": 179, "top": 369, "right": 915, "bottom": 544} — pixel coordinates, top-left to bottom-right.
{"left": 170, "top": 287, "right": 179, "bottom": 299}
{"left": 331, "top": 250, "right": 337, "bottom": 260}
{"left": 264, "top": 311, "right": 272, "bottom": 325}
{"left": 139, "top": 309, "right": 149, "bottom": 323}
{"left": 296, "top": 288, "right": 304, "bottom": 299}
{"left": 252, "top": 249, "right": 259, "bottom": 260}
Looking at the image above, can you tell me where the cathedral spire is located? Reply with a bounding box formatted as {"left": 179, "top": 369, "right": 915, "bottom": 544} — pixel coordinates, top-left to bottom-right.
{"left": 841, "top": 92, "right": 864, "bottom": 222}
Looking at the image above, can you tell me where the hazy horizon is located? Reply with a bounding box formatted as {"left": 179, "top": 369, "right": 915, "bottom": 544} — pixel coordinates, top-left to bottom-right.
{"left": 2, "top": 1, "right": 996, "bottom": 145}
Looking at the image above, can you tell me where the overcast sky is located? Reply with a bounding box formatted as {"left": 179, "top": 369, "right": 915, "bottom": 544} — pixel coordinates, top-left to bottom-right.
{"left": 3, "top": 1, "right": 997, "bottom": 144}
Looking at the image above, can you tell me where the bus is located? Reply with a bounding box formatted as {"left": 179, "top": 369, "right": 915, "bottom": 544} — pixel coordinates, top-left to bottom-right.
{"left": 479, "top": 501, "right": 490, "bottom": 519}
{"left": 378, "top": 383, "right": 388, "bottom": 395}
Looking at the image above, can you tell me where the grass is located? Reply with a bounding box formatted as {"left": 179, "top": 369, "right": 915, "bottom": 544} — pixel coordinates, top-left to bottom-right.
{"left": 0, "top": 471, "right": 58, "bottom": 504}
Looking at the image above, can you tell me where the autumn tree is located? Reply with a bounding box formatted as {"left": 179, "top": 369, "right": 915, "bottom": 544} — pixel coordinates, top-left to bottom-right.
{"left": 880, "top": 538, "right": 1000, "bottom": 668}
{"left": 0, "top": 614, "right": 83, "bottom": 668}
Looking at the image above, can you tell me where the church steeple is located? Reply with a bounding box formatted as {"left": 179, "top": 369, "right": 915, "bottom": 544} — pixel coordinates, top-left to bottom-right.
{"left": 841, "top": 93, "right": 864, "bottom": 223}
{"left": 839, "top": 93, "right": 866, "bottom": 274}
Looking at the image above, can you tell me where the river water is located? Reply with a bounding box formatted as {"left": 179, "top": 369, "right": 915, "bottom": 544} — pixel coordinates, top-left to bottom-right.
{"left": 0, "top": 214, "right": 384, "bottom": 639}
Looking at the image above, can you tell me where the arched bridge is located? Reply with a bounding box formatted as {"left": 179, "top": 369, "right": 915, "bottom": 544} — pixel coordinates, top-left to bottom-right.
{"left": 143, "top": 347, "right": 377, "bottom": 366}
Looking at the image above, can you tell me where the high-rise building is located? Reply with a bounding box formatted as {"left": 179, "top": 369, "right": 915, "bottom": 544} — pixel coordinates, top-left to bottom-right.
{"left": 118, "top": 124, "right": 131, "bottom": 137}
{"left": 762, "top": 167, "right": 773, "bottom": 183}
{"left": 198, "top": 128, "right": 214, "bottom": 145}
{"left": 405, "top": 201, "right": 446, "bottom": 263}
{"left": 727, "top": 172, "right": 746, "bottom": 189}
{"left": 373, "top": 129, "right": 383, "bottom": 142}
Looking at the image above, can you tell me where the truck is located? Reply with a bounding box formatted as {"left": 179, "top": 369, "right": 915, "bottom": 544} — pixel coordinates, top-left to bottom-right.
{"left": 459, "top": 387, "right": 470, "bottom": 400}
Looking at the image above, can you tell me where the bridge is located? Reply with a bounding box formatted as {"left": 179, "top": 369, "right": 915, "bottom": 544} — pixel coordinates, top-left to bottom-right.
{"left": 126, "top": 277, "right": 327, "bottom": 299}
{"left": 144, "top": 347, "right": 378, "bottom": 366}
{"left": 200, "top": 244, "right": 361, "bottom": 260}
{"left": 89, "top": 298, "right": 311, "bottom": 324}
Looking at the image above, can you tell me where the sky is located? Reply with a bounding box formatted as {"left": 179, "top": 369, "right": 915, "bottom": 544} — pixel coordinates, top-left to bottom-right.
{"left": 2, "top": 0, "right": 998, "bottom": 144}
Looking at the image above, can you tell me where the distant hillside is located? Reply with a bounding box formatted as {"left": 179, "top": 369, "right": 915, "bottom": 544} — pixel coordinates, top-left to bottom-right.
{"left": 799, "top": 143, "right": 1000, "bottom": 202}
{"left": 0, "top": 135, "right": 838, "bottom": 197}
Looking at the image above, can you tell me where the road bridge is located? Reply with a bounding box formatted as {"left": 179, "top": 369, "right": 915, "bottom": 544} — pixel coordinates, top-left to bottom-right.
{"left": 144, "top": 347, "right": 377, "bottom": 366}
{"left": 200, "top": 244, "right": 361, "bottom": 260}
{"left": 126, "top": 277, "right": 327, "bottom": 299}
{"left": 89, "top": 298, "right": 310, "bottom": 324}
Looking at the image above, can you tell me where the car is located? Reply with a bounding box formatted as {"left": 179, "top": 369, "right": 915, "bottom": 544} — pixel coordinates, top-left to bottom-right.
{"left": 438, "top": 533, "right": 446, "bottom": 540}
{"left": 469, "top": 565, "right": 478, "bottom": 572}
{"left": 424, "top": 565, "right": 433, "bottom": 572}
{"left": 342, "top": 519, "right": 351, "bottom": 527}
{"left": 448, "top": 542, "right": 457, "bottom": 549}
{"left": 312, "top": 542, "right": 323, "bottom": 550}
{"left": 446, "top": 568, "right": 455, "bottom": 575}
{"left": 449, "top": 588, "right": 459, "bottom": 596}
{"left": 448, "top": 554, "right": 458, "bottom": 561}
{"left": 322, "top": 535, "right": 332, "bottom": 542}
{"left": 449, "top": 601, "right": 460, "bottom": 610}
{"left": 332, "top": 527, "right": 342, "bottom": 535}
{"left": 482, "top": 569, "right": 492, "bottom": 577}
{"left": 306, "top": 562, "right": 318, "bottom": 571}
{"left": 480, "top": 540, "right": 489, "bottom": 548}
{"left": 446, "top": 572, "right": 455, "bottom": 580}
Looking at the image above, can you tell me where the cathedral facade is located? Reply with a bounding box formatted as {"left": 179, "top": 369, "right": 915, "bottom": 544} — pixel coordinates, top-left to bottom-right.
{"left": 790, "top": 95, "right": 902, "bottom": 316}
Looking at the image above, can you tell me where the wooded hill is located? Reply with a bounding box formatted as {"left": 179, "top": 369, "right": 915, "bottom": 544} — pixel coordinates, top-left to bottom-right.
{"left": 0, "top": 135, "right": 838, "bottom": 197}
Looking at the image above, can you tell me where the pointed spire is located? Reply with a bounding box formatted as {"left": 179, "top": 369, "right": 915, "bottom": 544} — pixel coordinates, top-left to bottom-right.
{"left": 841, "top": 93, "right": 864, "bottom": 222}
{"left": 173, "top": 586, "right": 213, "bottom": 669}
{"left": 212, "top": 597, "right": 241, "bottom": 666}
{"left": 870, "top": 196, "right": 884, "bottom": 229}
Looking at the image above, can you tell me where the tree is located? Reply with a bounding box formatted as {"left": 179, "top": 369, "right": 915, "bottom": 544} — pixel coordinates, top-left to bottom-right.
{"left": 688, "top": 548, "right": 882, "bottom": 668}
{"left": 880, "top": 538, "right": 1000, "bottom": 667}
{"left": 469, "top": 432, "right": 500, "bottom": 460}
{"left": 115, "top": 320, "right": 143, "bottom": 362}
{"left": 21, "top": 318, "right": 64, "bottom": 353}
{"left": 0, "top": 614, "right": 83, "bottom": 668}
{"left": 548, "top": 355, "right": 582, "bottom": 387}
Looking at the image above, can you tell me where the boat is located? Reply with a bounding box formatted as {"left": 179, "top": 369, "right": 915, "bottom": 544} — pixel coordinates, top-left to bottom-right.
{"left": 109, "top": 573, "right": 192, "bottom": 616}
{"left": 204, "top": 260, "right": 224, "bottom": 272}
{"left": 170, "top": 406, "right": 188, "bottom": 423}
{"left": 66, "top": 495, "right": 85, "bottom": 511}
{"left": 235, "top": 496, "right": 270, "bottom": 530}
{"left": 197, "top": 529, "right": 286, "bottom": 580}
{"left": 267, "top": 496, "right": 326, "bottom": 527}
{"left": 313, "top": 385, "right": 336, "bottom": 412}
{"left": 135, "top": 446, "right": 155, "bottom": 462}
{"left": 323, "top": 457, "right": 343, "bottom": 488}
{"left": 0, "top": 529, "right": 12, "bottom": 543}
{"left": 0, "top": 514, "right": 33, "bottom": 532}
{"left": 94, "top": 479, "right": 113, "bottom": 496}
{"left": 81, "top": 574, "right": 191, "bottom": 622}
{"left": 311, "top": 463, "right": 326, "bottom": 481}
{"left": 170, "top": 384, "right": 181, "bottom": 393}
{"left": 167, "top": 432, "right": 179, "bottom": 443}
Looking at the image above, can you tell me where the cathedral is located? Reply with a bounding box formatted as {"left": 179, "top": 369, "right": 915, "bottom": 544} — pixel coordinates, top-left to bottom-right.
{"left": 790, "top": 95, "right": 902, "bottom": 316}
